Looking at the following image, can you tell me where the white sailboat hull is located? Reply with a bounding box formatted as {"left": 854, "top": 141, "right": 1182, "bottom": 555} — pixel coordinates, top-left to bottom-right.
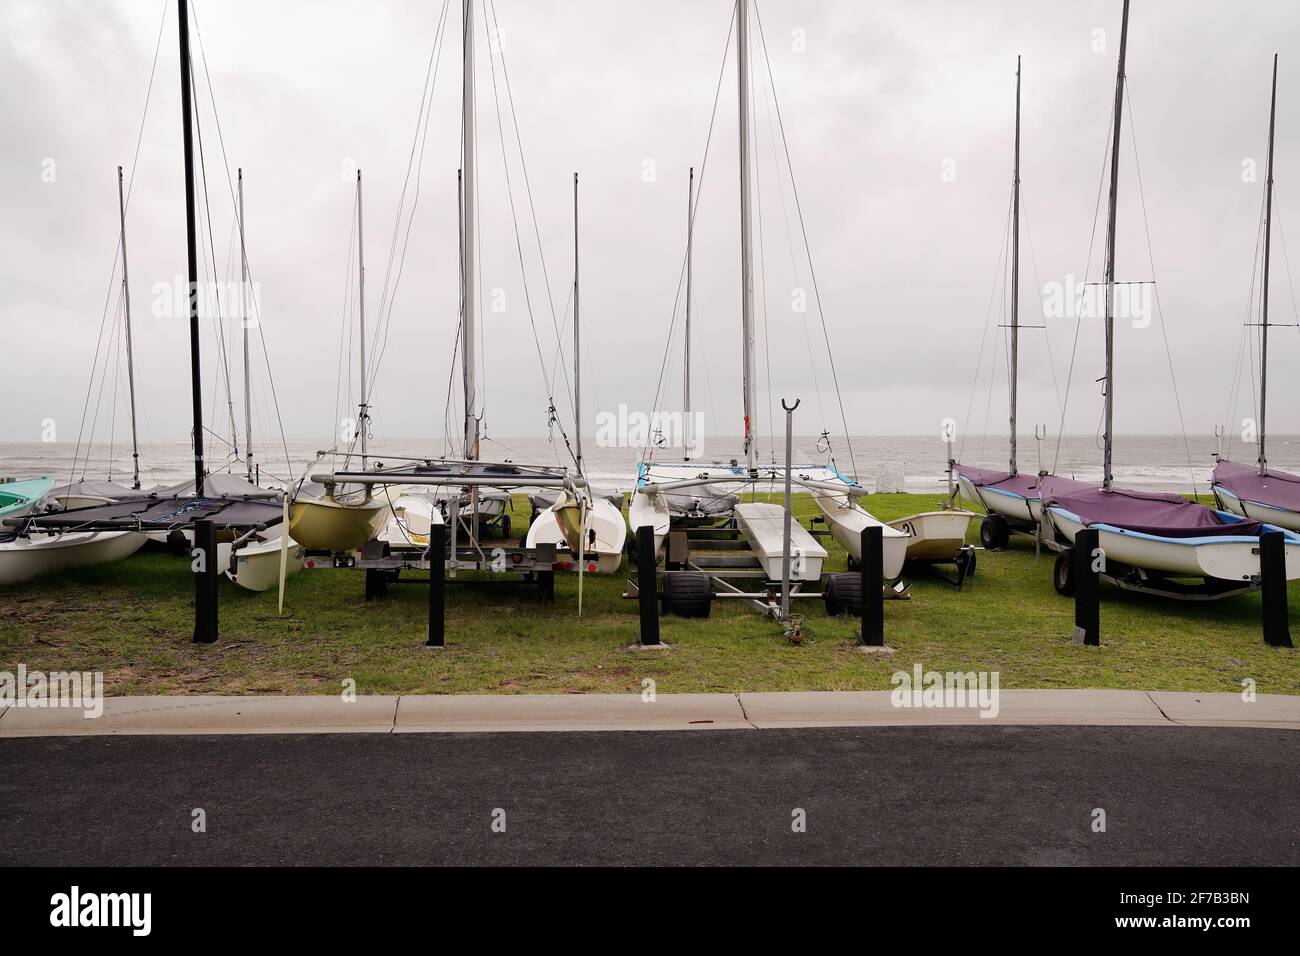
{"left": 734, "top": 501, "right": 826, "bottom": 581}
{"left": 226, "top": 533, "right": 307, "bottom": 592}
{"left": 627, "top": 488, "right": 672, "bottom": 556}
{"left": 1212, "top": 485, "right": 1300, "bottom": 532}
{"left": 525, "top": 497, "right": 627, "bottom": 574}
{"left": 0, "top": 530, "right": 146, "bottom": 587}
{"left": 956, "top": 474, "right": 1039, "bottom": 523}
{"left": 813, "top": 494, "right": 909, "bottom": 578}
{"left": 887, "top": 510, "right": 978, "bottom": 561}
{"left": 378, "top": 491, "right": 446, "bottom": 550}
{"left": 1046, "top": 507, "right": 1300, "bottom": 581}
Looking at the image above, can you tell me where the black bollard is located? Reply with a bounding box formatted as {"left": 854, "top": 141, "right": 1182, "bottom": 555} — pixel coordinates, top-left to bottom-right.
{"left": 635, "top": 525, "right": 660, "bottom": 646}
{"left": 1074, "top": 528, "right": 1100, "bottom": 646}
{"left": 859, "top": 526, "right": 884, "bottom": 646}
{"left": 425, "top": 523, "right": 446, "bottom": 648}
{"left": 1260, "top": 530, "right": 1293, "bottom": 648}
{"left": 192, "top": 518, "right": 218, "bottom": 644}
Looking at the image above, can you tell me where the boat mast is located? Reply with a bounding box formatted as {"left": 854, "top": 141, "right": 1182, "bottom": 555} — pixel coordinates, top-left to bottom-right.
{"left": 684, "top": 166, "right": 694, "bottom": 461}
{"left": 356, "top": 168, "right": 368, "bottom": 471}
{"left": 1009, "top": 57, "right": 1021, "bottom": 476}
{"left": 737, "top": 0, "right": 757, "bottom": 472}
{"left": 573, "top": 171, "right": 582, "bottom": 473}
{"left": 178, "top": 0, "right": 205, "bottom": 497}
{"left": 461, "top": 0, "right": 479, "bottom": 465}
{"left": 117, "top": 165, "right": 141, "bottom": 490}
{"left": 1101, "top": 0, "right": 1130, "bottom": 491}
{"left": 238, "top": 168, "right": 253, "bottom": 484}
{"left": 1259, "top": 53, "right": 1278, "bottom": 476}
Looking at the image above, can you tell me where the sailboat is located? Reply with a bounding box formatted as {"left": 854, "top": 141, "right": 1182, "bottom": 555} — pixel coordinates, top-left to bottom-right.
{"left": 18, "top": 0, "right": 288, "bottom": 593}
{"left": 0, "top": 165, "right": 150, "bottom": 586}
{"left": 288, "top": 168, "right": 391, "bottom": 552}
{"left": 317, "top": 0, "right": 590, "bottom": 579}
{"left": 218, "top": 169, "right": 307, "bottom": 591}
{"left": 629, "top": 0, "right": 908, "bottom": 582}
{"left": 1040, "top": 0, "right": 1300, "bottom": 596}
{"left": 953, "top": 58, "right": 1091, "bottom": 547}
{"left": 524, "top": 174, "right": 627, "bottom": 574}
{"left": 1211, "top": 56, "right": 1300, "bottom": 532}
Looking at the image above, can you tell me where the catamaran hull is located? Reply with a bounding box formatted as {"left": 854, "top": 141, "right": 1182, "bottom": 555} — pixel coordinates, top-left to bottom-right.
{"left": 525, "top": 497, "right": 626, "bottom": 574}
{"left": 1046, "top": 507, "right": 1300, "bottom": 581}
{"left": 226, "top": 534, "right": 307, "bottom": 592}
{"left": 378, "top": 492, "right": 446, "bottom": 550}
{"left": 627, "top": 490, "right": 672, "bottom": 556}
{"left": 0, "top": 530, "right": 146, "bottom": 587}
{"left": 289, "top": 496, "right": 390, "bottom": 551}
{"left": 812, "top": 495, "right": 909, "bottom": 578}
{"left": 1212, "top": 485, "right": 1300, "bottom": 532}
{"left": 734, "top": 502, "right": 827, "bottom": 581}
{"left": 887, "top": 510, "right": 978, "bottom": 561}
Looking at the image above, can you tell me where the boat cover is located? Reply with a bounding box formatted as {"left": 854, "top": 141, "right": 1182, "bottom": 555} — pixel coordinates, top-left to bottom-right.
{"left": 1213, "top": 459, "right": 1300, "bottom": 514}
{"left": 156, "top": 473, "right": 283, "bottom": 499}
{"left": 954, "top": 463, "right": 1091, "bottom": 500}
{"left": 662, "top": 485, "right": 739, "bottom": 519}
{"left": 1045, "top": 486, "right": 1265, "bottom": 538}
{"left": 50, "top": 479, "right": 140, "bottom": 500}
{"left": 12, "top": 495, "right": 285, "bottom": 532}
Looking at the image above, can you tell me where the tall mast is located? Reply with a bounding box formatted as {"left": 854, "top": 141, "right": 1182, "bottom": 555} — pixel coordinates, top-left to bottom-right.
{"left": 117, "top": 165, "right": 141, "bottom": 490}
{"left": 1101, "top": 0, "right": 1130, "bottom": 491}
{"left": 238, "top": 168, "right": 253, "bottom": 483}
{"left": 684, "top": 166, "right": 694, "bottom": 461}
{"left": 461, "top": 0, "right": 479, "bottom": 463}
{"left": 1009, "top": 57, "right": 1021, "bottom": 476}
{"left": 178, "top": 0, "right": 204, "bottom": 497}
{"left": 573, "top": 171, "right": 582, "bottom": 471}
{"left": 1259, "top": 53, "right": 1278, "bottom": 476}
{"left": 737, "top": 0, "right": 757, "bottom": 472}
{"left": 356, "top": 168, "right": 368, "bottom": 470}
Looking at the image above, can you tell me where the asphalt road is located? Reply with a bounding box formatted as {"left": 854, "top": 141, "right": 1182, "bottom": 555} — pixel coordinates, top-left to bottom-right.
{"left": 1, "top": 726, "right": 1297, "bottom": 866}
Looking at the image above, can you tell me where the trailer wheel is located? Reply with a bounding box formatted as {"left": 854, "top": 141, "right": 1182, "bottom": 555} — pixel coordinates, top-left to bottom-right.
{"left": 1053, "top": 548, "right": 1076, "bottom": 596}
{"left": 501, "top": 515, "right": 511, "bottom": 539}
{"left": 824, "top": 572, "right": 863, "bottom": 617}
{"left": 660, "top": 571, "right": 712, "bottom": 617}
{"left": 979, "top": 515, "right": 1009, "bottom": 550}
{"left": 165, "top": 529, "right": 189, "bottom": 557}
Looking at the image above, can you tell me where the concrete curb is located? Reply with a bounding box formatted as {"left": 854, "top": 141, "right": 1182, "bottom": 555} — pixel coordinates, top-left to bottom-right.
{"left": 0, "top": 690, "right": 1296, "bottom": 737}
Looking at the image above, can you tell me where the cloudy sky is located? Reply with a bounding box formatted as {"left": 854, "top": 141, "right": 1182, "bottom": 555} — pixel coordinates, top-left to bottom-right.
{"left": 3, "top": 0, "right": 1299, "bottom": 452}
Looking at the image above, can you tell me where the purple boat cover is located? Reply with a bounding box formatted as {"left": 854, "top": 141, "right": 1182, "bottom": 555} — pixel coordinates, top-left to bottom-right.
{"left": 1213, "top": 459, "right": 1300, "bottom": 514}
{"left": 954, "top": 463, "right": 1091, "bottom": 500}
{"left": 1045, "top": 486, "right": 1265, "bottom": 538}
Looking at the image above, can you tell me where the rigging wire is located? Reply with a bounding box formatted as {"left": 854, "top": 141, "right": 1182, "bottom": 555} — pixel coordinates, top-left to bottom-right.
{"left": 643, "top": 0, "right": 738, "bottom": 467}
{"left": 1050, "top": 88, "right": 1117, "bottom": 476}
{"left": 67, "top": 0, "right": 167, "bottom": 493}
{"left": 957, "top": 192, "right": 1014, "bottom": 464}
{"left": 1124, "top": 81, "right": 1199, "bottom": 496}
{"left": 752, "top": 3, "right": 856, "bottom": 480}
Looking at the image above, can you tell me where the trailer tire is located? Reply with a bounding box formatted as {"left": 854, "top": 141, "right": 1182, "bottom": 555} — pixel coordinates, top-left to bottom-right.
{"left": 660, "top": 571, "right": 712, "bottom": 618}
{"left": 979, "top": 514, "right": 1010, "bottom": 550}
{"left": 1053, "top": 548, "right": 1076, "bottom": 596}
{"left": 824, "top": 572, "right": 863, "bottom": 617}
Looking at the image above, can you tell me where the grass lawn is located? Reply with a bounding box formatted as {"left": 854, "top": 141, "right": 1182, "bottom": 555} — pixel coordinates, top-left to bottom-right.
{"left": 0, "top": 492, "right": 1296, "bottom": 697}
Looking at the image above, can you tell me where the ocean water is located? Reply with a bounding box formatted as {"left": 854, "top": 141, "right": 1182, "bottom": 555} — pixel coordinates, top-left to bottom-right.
{"left": 4, "top": 433, "right": 1294, "bottom": 495}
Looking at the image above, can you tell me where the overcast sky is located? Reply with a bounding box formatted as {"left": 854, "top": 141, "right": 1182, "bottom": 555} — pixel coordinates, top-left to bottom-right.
{"left": 3, "top": 0, "right": 1299, "bottom": 451}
